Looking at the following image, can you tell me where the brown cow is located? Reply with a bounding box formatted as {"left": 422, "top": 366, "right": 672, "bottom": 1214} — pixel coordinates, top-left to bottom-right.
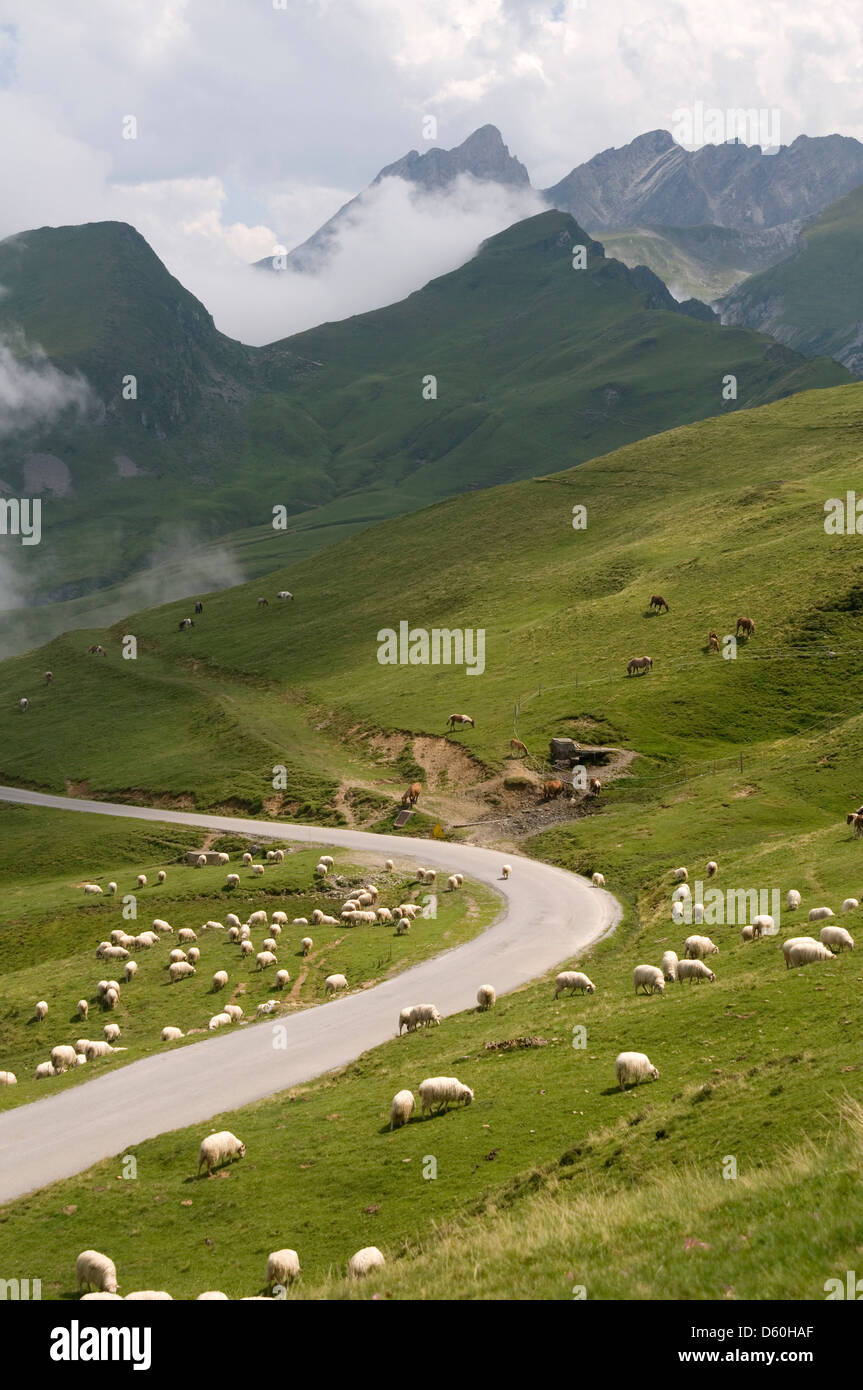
{"left": 735, "top": 616, "right": 755, "bottom": 637}
{"left": 88, "top": 644, "right": 106, "bottom": 656}
{"left": 649, "top": 595, "right": 669, "bottom": 612}
{"left": 447, "top": 713, "right": 474, "bottom": 730}
{"left": 257, "top": 597, "right": 269, "bottom": 608}
{"left": 542, "top": 779, "right": 565, "bottom": 801}
{"left": 510, "top": 738, "right": 529, "bottom": 757}
{"left": 401, "top": 782, "right": 422, "bottom": 808}
{"left": 589, "top": 778, "right": 602, "bottom": 797}
{"left": 708, "top": 630, "right": 720, "bottom": 652}
{"left": 846, "top": 812, "right": 863, "bottom": 837}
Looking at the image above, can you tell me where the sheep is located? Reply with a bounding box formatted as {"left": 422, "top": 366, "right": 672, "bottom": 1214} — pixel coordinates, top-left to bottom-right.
{"left": 217, "top": 853, "right": 230, "bottom": 865}
{"left": 195, "top": 855, "right": 207, "bottom": 869}
{"left": 783, "top": 937, "right": 836, "bottom": 969}
{"left": 239, "top": 925, "right": 251, "bottom": 941}
{"left": 209, "top": 1013, "right": 233, "bottom": 1030}
{"left": 197, "top": 1130, "right": 246, "bottom": 1175}
{"left": 706, "top": 861, "right": 718, "bottom": 877}
{"left": 212, "top": 970, "right": 228, "bottom": 991}
{"left": 376, "top": 907, "right": 394, "bottom": 922}
{"left": 841, "top": 898, "right": 859, "bottom": 914}
{"left": 412, "top": 1003, "right": 442, "bottom": 1029}
{"left": 423, "top": 871, "right": 437, "bottom": 886}
{"left": 384, "top": 859, "right": 394, "bottom": 872}
{"left": 137, "top": 875, "right": 147, "bottom": 888}
{"left": 301, "top": 937, "right": 313, "bottom": 956}
{"left": 397, "top": 904, "right": 420, "bottom": 918}
{"left": 76, "top": 1250, "right": 119, "bottom": 1296}
{"left": 196, "top": 1292, "right": 229, "bottom": 1300}
{"left": 672, "top": 884, "right": 691, "bottom": 903}
{"left": 277, "top": 590, "right": 293, "bottom": 600}
{"left": 125, "top": 1291, "right": 173, "bottom": 1300}
{"left": 0, "top": 1071, "right": 17, "bottom": 1085}
{"left": 501, "top": 864, "right": 511, "bottom": 880}
{"left": 615, "top": 1051, "right": 659, "bottom": 1089}
{"left": 819, "top": 924, "right": 854, "bottom": 952}
{"left": 97, "top": 944, "right": 129, "bottom": 961}
{"left": 228, "top": 926, "right": 240, "bottom": 942}
{"left": 454, "top": 874, "right": 464, "bottom": 886}
{"left": 314, "top": 863, "right": 328, "bottom": 878}
{"left": 85, "top": 1040, "right": 124, "bottom": 1060}
{"left": 269, "top": 924, "right": 282, "bottom": 939}
{"left": 51, "top": 1044, "right": 78, "bottom": 1072}
{"left": 274, "top": 969, "right": 290, "bottom": 989}
{"left": 83, "top": 883, "right": 103, "bottom": 896}
{"left": 157, "top": 870, "right": 167, "bottom": 884}
{"left": 808, "top": 906, "right": 834, "bottom": 922}
{"left": 226, "top": 873, "right": 240, "bottom": 888}
{"left": 396, "top": 918, "right": 411, "bottom": 936}
{"left": 787, "top": 889, "right": 801, "bottom": 911}
{"left": 633, "top": 965, "right": 665, "bottom": 996}
{"left": 476, "top": 984, "right": 496, "bottom": 1010}
{"left": 249, "top": 910, "right": 268, "bottom": 927}
{"left": 349, "top": 1247, "right": 386, "bottom": 1278}
{"left": 673, "top": 867, "right": 688, "bottom": 882}
{"left": 152, "top": 919, "right": 173, "bottom": 934}
{"left": 168, "top": 948, "right": 188, "bottom": 965}
{"left": 293, "top": 917, "right": 309, "bottom": 928}
{"left": 34, "top": 1000, "right": 48, "bottom": 1021}
{"left": 74, "top": 1039, "right": 89, "bottom": 1054}
{"left": 741, "top": 925, "right": 756, "bottom": 942}
{"left": 240, "top": 940, "right": 254, "bottom": 958}
{"left": 178, "top": 928, "right": 198, "bottom": 944}
{"left": 319, "top": 855, "right": 334, "bottom": 869}
{"left": 256, "top": 950, "right": 277, "bottom": 971}
{"left": 356, "top": 891, "right": 374, "bottom": 907}
{"left": 265, "top": 1250, "right": 300, "bottom": 1291}
{"left": 692, "top": 903, "right": 705, "bottom": 925}
{"left": 169, "top": 962, "right": 196, "bottom": 982}
{"left": 661, "top": 950, "right": 679, "bottom": 982}
{"left": 133, "top": 933, "right": 156, "bottom": 950}
{"left": 161, "top": 1027, "right": 184, "bottom": 1042}
{"left": 107, "top": 882, "right": 117, "bottom": 895}
{"left": 752, "top": 914, "right": 775, "bottom": 937}
{"left": 398, "top": 1007, "right": 414, "bottom": 1035}
{"left": 96, "top": 980, "right": 109, "bottom": 996}
{"left": 591, "top": 872, "right": 605, "bottom": 887}
{"left": 226, "top": 914, "right": 241, "bottom": 928}
{"left": 262, "top": 937, "right": 278, "bottom": 953}
{"left": 310, "top": 909, "right": 324, "bottom": 925}
{"left": 325, "top": 974, "right": 347, "bottom": 995}
{"left": 35, "top": 1061, "right": 56, "bottom": 1079}
{"left": 187, "top": 947, "right": 201, "bottom": 965}
{"left": 390, "top": 1090, "right": 415, "bottom": 1129}
{"left": 252, "top": 864, "right": 265, "bottom": 877}
{"left": 103, "top": 1023, "right": 121, "bottom": 1043}
{"left": 684, "top": 935, "right": 719, "bottom": 959}
{"left": 271, "top": 911, "right": 288, "bottom": 925}
{"left": 242, "top": 852, "right": 253, "bottom": 865}
{"left": 318, "top": 915, "right": 338, "bottom": 927}
{"left": 224, "top": 1004, "right": 243, "bottom": 1021}
{"left": 419, "top": 1076, "right": 474, "bottom": 1115}
{"left": 671, "top": 901, "right": 685, "bottom": 925}
{"left": 447, "top": 875, "right": 460, "bottom": 891}
{"left": 676, "top": 959, "right": 716, "bottom": 983}
{"left": 554, "top": 971, "right": 595, "bottom": 997}
{"left": 256, "top": 1001, "right": 277, "bottom": 1017}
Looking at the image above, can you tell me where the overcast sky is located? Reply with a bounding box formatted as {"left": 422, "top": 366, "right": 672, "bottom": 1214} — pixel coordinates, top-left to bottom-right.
{"left": 1, "top": 0, "right": 861, "bottom": 342}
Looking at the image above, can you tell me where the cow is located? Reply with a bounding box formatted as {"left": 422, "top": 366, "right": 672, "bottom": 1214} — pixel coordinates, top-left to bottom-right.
{"left": 401, "top": 782, "right": 422, "bottom": 808}
{"left": 589, "top": 778, "right": 602, "bottom": 797}
{"left": 542, "top": 779, "right": 565, "bottom": 801}
{"left": 447, "top": 714, "right": 474, "bottom": 730}
{"left": 736, "top": 616, "right": 755, "bottom": 638}
{"left": 509, "top": 738, "right": 529, "bottom": 757}
{"left": 194, "top": 601, "right": 204, "bottom": 615}
{"left": 708, "top": 630, "right": 720, "bottom": 652}
{"left": 178, "top": 618, "right": 194, "bottom": 631}
{"left": 88, "top": 645, "right": 106, "bottom": 656}
{"left": 257, "top": 597, "right": 269, "bottom": 608}
{"left": 649, "top": 595, "right": 669, "bottom": 612}
{"left": 627, "top": 656, "right": 653, "bottom": 676}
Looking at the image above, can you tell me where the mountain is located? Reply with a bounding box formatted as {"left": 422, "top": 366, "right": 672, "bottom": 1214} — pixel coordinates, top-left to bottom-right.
{"left": 599, "top": 222, "right": 802, "bottom": 304}
{"left": 717, "top": 185, "right": 863, "bottom": 377}
{"left": 543, "top": 129, "right": 863, "bottom": 234}
{"left": 0, "top": 211, "right": 848, "bottom": 653}
{"left": 259, "top": 125, "right": 530, "bottom": 274}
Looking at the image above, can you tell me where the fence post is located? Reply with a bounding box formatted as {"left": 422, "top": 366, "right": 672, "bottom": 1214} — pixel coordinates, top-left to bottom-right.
{"left": 739, "top": 752, "right": 743, "bottom": 775}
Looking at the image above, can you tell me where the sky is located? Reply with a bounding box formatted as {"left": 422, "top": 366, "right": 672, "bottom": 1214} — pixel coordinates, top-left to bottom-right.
{"left": 0, "top": 0, "right": 862, "bottom": 342}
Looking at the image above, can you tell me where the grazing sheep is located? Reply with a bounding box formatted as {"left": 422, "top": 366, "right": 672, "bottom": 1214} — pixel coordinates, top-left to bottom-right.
{"left": 212, "top": 970, "right": 228, "bottom": 991}
{"left": 97, "top": 944, "right": 129, "bottom": 962}
{"left": 125, "top": 1291, "right": 172, "bottom": 1300}
{"left": 633, "top": 964, "right": 665, "bottom": 996}
{"left": 107, "top": 882, "right": 117, "bottom": 895}
{"left": 76, "top": 1000, "right": 89, "bottom": 1019}
{"left": 266, "top": 1250, "right": 300, "bottom": 1290}
{"left": 256, "top": 951, "right": 277, "bottom": 971}
{"left": 103, "top": 1023, "right": 120, "bottom": 1043}
{"left": 224, "top": 1004, "right": 243, "bottom": 1021}
{"left": 314, "top": 863, "right": 328, "bottom": 879}
{"left": 841, "top": 898, "right": 859, "bottom": 914}
{"left": 808, "top": 906, "right": 834, "bottom": 922}
{"left": 376, "top": 907, "right": 393, "bottom": 922}
{"left": 319, "top": 855, "right": 334, "bottom": 869}
{"left": 239, "top": 925, "right": 251, "bottom": 941}
{"left": 301, "top": 937, "right": 313, "bottom": 955}
{"left": 310, "top": 909, "right": 324, "bottom": 925}
{"left": 217, "top": 853, "right": 230, "bottom": 865}
{"left": 168, "top": 949, "right": 188, "bottom": 965}
{"left": 248, "top": 910, "right": 268, "bottom": 927}
{"left": 209, "top": 1013, "right": 232, "bottom": 1030}
{"left": 787, "top": 889, "right": 801, "bottom": 911}
{"left": 398, "top": 1007, "right": 414, "bottom": 1035}
{"left": 661, "top": 950, "right": 679, "bottom": 982}
{"left": 271, "top": 911, "right": 288, "bottom": 925}
{"left": 752, "top": 914, "right": 775, "bottom": 936}
{"left": 397, "top": 904, "right": 420, "bottom": 919}
{"left": 819, "top": 924, "right": 854, "bottom": 952}
{"left": 228, "top": 926, "right": 240, "bottom": 942}
{"left": 169, "top": 962, "right": 196, "bottom": 982}
{"left": 137, "top": 875, "right": 147, "bottom": 888}
{"left": 262, "top": 937, "right": 277, "bottom": 952}
{"left": 411, "top": 1003, "right": 442, "bottom": 1029}
{"left": 0, "top": 1071, "right": 17, "bottom": 1085}
{"left": 256, "top": 1001, "right": 277, "bottom": 1017}
{"left": 671, "top": 902, "right": 685, "bottom": 925}
{"left": 384, "top": 860, "right": 394, "bottom": 872}
{"left": 706, "top": 861, "right": 718, "bottom": 877}
{"left": 591, "top": 873, "right": 605, "bottom": 887}
{"left": 476, "top": 984, "right": 496, "bottom": 1010}
{"left": 692, "top": 902, "right": 705, "bottom": 925}
{"left": 446, "top": 875, "right": 460, "bottom": 891}
{"left": 197, "top": 1130, "right": 246, "bottom": 1175}
{"left": 615, "top": 1052, "right": 659, "bottom": 1089}
{"left": 226, "top": 873, "right": 240, "bottom": 888}
{"left": 325, "top": 974, "right": 347, "bottom": 995}
{"left": 35, "top": 1061, "right": 56, "bottom": 1079}
{"left": 133, "top": 933, "right": 156, "bottom": 950}
{"left": 274, "top": 969, "right": 290, "bottom": 989}
{"left": 672, "top": 884, "right": 691, "bottom": 903}
{"left": 676, "top": 959, "right": 715, "bottom": 983}
{"left": 741, "top": 925, "right": 756, "bottom": 942}
{"left": 196, "top": 1292, "right": 229, "bottom": 1300}
{"left": 390, "top": 1090, "right": 415, "bottom": 1130}
{"left": 783, "top": 937, "right": 836, "bottom": 969}
{"left": 395, "top": 917, "right": 411, "bottom": 936}
{"left": 240, "top": 940, "right": 254, "bottom": 959}
{"left": 157, "top": 870, "right": 167, "bottom": 884}
{"left": 684, "top": 935, "right": 719, "bottom": 959}
{"left": 501, "top": 864, "right": 511, "bottom": 880}
{"left": 195, "top": 855, "right": 207, "bottom": 869}
{"left": 187, "top": 947, "right": 201, "bottom": 965}
{"left": 85, "top": 1040, "right": 123, "bottom": 1060}
{"left": 178, "top": 928, "right": 197, "bottom": 944}
{"left": 161, "top": 1027, "right": 184, "bottom": 1041}
{"left": 76, "top": 1250, "right": 119, "bottom": 1296}
{"left": 225, "top": 914, "right": 241, "bottom": 928}
{"left": 152, "top": 919, "right": 173, "bottom": 934}
{"left": 252, "top": 865, "right": 265, "bottom": 877}
{"left": 51, "top": 1044, "right": 78, "bottom": 1072}
{"left": 349, "top": 1247, "right": 386, "bottom": 1278}
{"left": 673, "top": 867, "right": 688, "bottom": 882}
{"left": 83, "top": 883, "right": 103, "bottom": 896}
{"left": 419, "top": 1076, "right": 474, "bottom": 1115}
{"left": 554, "top": 971, "right": 595, "bottom": 997}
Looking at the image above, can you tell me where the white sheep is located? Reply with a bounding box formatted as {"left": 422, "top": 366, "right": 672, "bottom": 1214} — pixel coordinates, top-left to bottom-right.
{"left": 0, "top": 1071, "right": 17, "bottom": 1085}
{"left": 390, "top": 1089, "right": 415, "bottom": 1129}
{"left": 633, "top": 964, "right": 665, "bottom": 995}
{"left": 676, "top": 959, "right": 716, "bottom": 983}
{"left": 266, "top": 1250, "right": 300, "bottom": 1290}
{"left": 752, "top": 914, "right": 775, "bottom": 936}
{"left": 124, "top": 1291, "right": 173, "bottom": 1300}
{"left": 274, "top": 969, "right": 290, "bottom": 989}
{"left": 35, "top": 1061, "right": 56, "bottom": 1079}
{"left": 781, "top": 936, "right": 835, "bottom": 969}
{"left": 661, "top": 950, "right": 678, "bottom": 982}
{"left": 226, "top": 873, "right": 240, "bottom": 888}
{"left": 741, "top": 925, "right": 756, "bottom": 942}
{"left": 395, "top": 917, "right": 411, "bottom": 936}
{"left": 554, "top": 971, "right": 595, "bottom": 998}
{"left": 671, "top": 901, "right": 685, "bottom": 925}
{"left": 411, "top": 1003, "right": 442, "bottom": 1029}
{"left": 447, "top": 875, "right": 460, "bottom": 891}
{"left": 85, "top": 1040, "right": 124, "bottom": 1060}
{"left": 161, "top": 1026, "right": 184, "bottom": 1041}
{"left": 376, "top": 907, "right": 393, "bottom": 923}
{"left": 325, "top": 974, "right": 348, "bottom": 995}
{"left": 178, "top": 928, "right": 198, "bottom": 944}
{"left": 240, "top": 941, "right": 254, "bottom": 958}
{"left": 684, "top": 934, "right": 719, "bottom": 959}
{"left": 424, "top": 870, "right": 437, "bottom": 886}
{"left": 157, "top": 870, "right": 167, "bottom": 884}
{"left": 256, "top": 950, "right": 277, "bottom": 971}
{"left": 706, "top": 861, "right": 718, "bottom": 877}
{"left": 269, "top": 924, "right": 282, "bottom": 939}
{"left": 196, "top": 1292, "right": 229, "bottom": 1300}
{"left": 271, "top": 911, "right": 288, "bottom": 925}
{"left": 217, "top": 853, "right": 230, "bottom": 865}
{"left": 212, "top": 970, "right": 228, "bottom": 991}
{"left": 786, "top": 889, "right": 801, "bottom": 911}
{"left": 841, "top": 898, "right": 858, "bottom": 914}
{"left": 591, "top": 872, "right": 605, "bottom": 887}
{"left": 34, "top": 1000, "right": 48, "bottom": 1021}
{"left": 397, "top": 904, "right": 420, "bottom": 918}
{"left": 80, "top": 1292, "right": 123, "bottom": 1301}
{"left": 808, "top": 906, "right": 834, "bottom": 922}
{"left": 301, "top": 937, "right": 313, "bottom": 955}
{"left": 107, "top": 882, "right": 117, "bottom": 895}
{"left": 225, "top": 914, "right": 241, "bottom": 928}
{"left": 152, "top": 919, "right": 173, "bottom": 934}
{"left": 196, "top": 855, "right": 207, "bottom": 869}
{"left": 256, "top": 1001, "right": 277, "bottom": 1017}
{"left": 673, "top": 867, "right": 688, "bottom": 881}
{"left": 819, "top": 924, "right": 854, "bottom": 952}
{"left": 262, "top": 937, "right": 277, "bottom": 952}
{"left": 384, "top": 859, "right": 394, "bottom": 872}
{"left": 692, "top": 902, "right": 705, "bottom": 924}
{"left": 476, "top": 984, "right": 496, "bottom": 1010}
{"left": 249, "top": 910, "right": 268, "bottom": 926}
{"left": 454, "top": 874, "right": 463, "bottom": 887}
{"left": 242, "top": 852, "right": 253, "bottom": 865}
{"left": 169, "top": 961, "right": 196, "bottom": 982}
{"left": 501, "top": 864, "right": 511, "bottom": 880}
{"left": 224, "top": 1004, "right": 243, "bottom": 1021}
{"left": 252, "top": 864, "right": 265, "bottom": 877}
{"left": 103, "top": 989, "right": 120, "bottom": 1011}
{"left": 209, "top": 1013, "right": 232, "bottom": 1030}
{"left": 319, "top": 855, "right": 334, "bottom": 869}
{"left": 51, "top": 1044, "right": 79, "bottom": 1072}
{"left": 615, "top": 1051, "right": 659, "bottom": 1089}
{"left": 198, "top": 1130, "right": 246, "bottom": 1175}
{"left": 83, "top": 883, "right": 103, "bottom": 896}
{"left": 318, "top": 915, "right": 338, "bottom": 927}
{"left": 398, "top": 1007, "right": 414, "bottom": 1035}
{"left": 672, "top": 883, "right": 691, "bottom": 903}
{"left": 103, "top": 1023, "right": 120, "bottom": 1043}
{"left": 314, "top": 862, "right": 328, "bottom": 878}
{"left": 187, "top": 947, "right": 201, "bottom": 965}
{"left": 348, "top": 1247, "right": 385, "bottom": 1278}
{"left": 98, "top": 944, "right": 129, "bottom": 961}
{"left": 419, "top": 1076, "right": 474, "bottom": 1115}
{"left": 168, "top": 948, "right": 188, "bottom": 965}
{"left": 310, "top": 909, "right": 324, "bottom": 925}
{"left": 76, "top": 1250, "right": 119, "bottom": 1295}
{"left": 76, "top": 999, "right": 89, "bottom": 1019}
{"left": 137, "top": 875, "right": 147, "bottom": 888}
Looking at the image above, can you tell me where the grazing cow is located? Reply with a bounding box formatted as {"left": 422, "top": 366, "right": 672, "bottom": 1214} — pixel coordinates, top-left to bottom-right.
{"left": 88, "top": 645, "right": 106, "bottom": 656}
{"left": 447, "top": 713, "right": 474, "bottom": 730}
{"left": 736, "top": 616, "right": 756, "bottom": 638}
{"left": 589, "top": 778, "right": 602, "bottom": 797}
{"left": 401, "top": 782, "right": 422, "bottom": 808}
{"left": 194, "top": 601, "right": 203, "bottom": 615}
{"left": 708, "top": 630, "right": 720, "bottom": 652}
{"left": 257, "top": 597, "right": 269, "bottom": 608}
{"left": 542, "top": 779, "right": 565, "bottom": 801}
{"left": 277, "top": 591, "right": 294, "bottom": 600}
{"left": 178, "top": 617, "right": 194, "bottom": 631}
{"left": 627, "top": 656, "right": 653, "bottom": 676}
{"left": 649, "top": 595, "right": 669, "bottom": 612}
{"left": 510, "top": 738, "right": 529, "bottom": 757}
{"left": 44, "top": 671, "right": 53, "bottom": 685}
{"left": 18, "top": 697, "right": 28, "bottom": 713}
{"left": 846, "top": 812, "right": 863, "bottom": 837}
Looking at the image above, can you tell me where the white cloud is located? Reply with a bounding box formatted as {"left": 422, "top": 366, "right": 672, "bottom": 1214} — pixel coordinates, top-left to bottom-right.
{"left": 0, "top": 332, "right": 92, "bottom": 438}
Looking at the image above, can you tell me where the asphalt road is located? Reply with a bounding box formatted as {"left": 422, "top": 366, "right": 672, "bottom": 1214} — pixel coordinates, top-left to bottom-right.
{"left": 0, "top": 786, "right": 621, "bottom": 1203}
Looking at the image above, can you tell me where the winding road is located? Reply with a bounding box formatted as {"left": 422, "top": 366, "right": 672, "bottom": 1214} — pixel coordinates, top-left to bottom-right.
{"left": 0, "top": 786, "right": 621, "bottom": 1204}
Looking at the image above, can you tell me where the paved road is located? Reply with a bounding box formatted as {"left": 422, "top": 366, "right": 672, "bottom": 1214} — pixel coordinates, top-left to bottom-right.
{"left": 0, "top": 786, "right": 620, "bottom": 1203}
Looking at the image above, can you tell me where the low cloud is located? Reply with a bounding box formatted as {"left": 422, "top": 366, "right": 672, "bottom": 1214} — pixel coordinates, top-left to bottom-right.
{"left": 0, "top": 331, "right": 93, "bottom": 438}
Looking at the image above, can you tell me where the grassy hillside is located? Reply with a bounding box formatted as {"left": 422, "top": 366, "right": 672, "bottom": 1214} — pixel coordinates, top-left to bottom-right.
{"left": 720, "top": 185, "right": 863, "bottom": 376}
{"left": 601, "top": 223, "right": 799, "bottom": 303}
{"left": 0, "top": 213, "right": 846, "bottom": 646}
